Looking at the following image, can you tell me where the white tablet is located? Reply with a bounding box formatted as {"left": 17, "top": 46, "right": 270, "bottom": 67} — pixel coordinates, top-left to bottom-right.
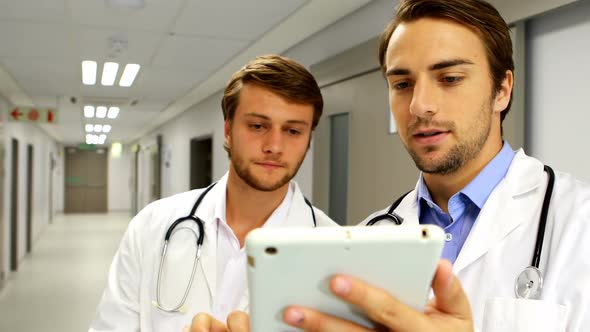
{"left": 245, "top": 225, "right": 444, "bottom": 331}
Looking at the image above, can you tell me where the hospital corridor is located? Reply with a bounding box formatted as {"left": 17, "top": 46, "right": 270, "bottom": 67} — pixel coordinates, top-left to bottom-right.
{"left": 1, "top": 0, "right": 590, "bottom": 331}
{"left": 0, "top": 213, "right": 128, "bottom": 331}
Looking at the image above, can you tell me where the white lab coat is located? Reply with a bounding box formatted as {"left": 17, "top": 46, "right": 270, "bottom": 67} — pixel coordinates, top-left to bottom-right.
{"left": 362, "top": 150, "right": 590, "bottom": 331}
{"left": 89, "top": 176, "right": 336, "bottom": 332}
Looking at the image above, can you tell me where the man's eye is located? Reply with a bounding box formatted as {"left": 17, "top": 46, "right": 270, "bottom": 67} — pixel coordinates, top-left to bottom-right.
{"left": 249, "top": 124, "right": 263, "bottom": 130}
{"left": 393, "top": 82, "right": 410, "bottom": 90}
{"left": 442, "top": 76, "right": 463, "bottom": 84}
{"left": 287, "top": 129, "right": 301, "bottom": 136}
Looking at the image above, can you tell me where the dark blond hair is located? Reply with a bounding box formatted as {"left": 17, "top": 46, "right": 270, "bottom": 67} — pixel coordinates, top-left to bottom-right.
{"left": 378, "top": 0, "right": 514, "bottom": 121}
{"left": 221, "top": 54, "right": 323, "bottom": 129}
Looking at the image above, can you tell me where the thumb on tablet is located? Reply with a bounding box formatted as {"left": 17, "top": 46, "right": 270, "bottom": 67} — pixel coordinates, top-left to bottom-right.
{"left": 429, "top": 260, "right": 472, "bottom": 321}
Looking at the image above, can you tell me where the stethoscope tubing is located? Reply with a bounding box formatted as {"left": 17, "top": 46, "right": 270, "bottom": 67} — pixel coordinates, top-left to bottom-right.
{"left": 155, "top": 181, "right": 316, "bottom": 312}
{"left": 532, "top": 165, "right": 555, "bottom": 269}
{"left": 367, "top": 165, "right": 556, "bottom": 298}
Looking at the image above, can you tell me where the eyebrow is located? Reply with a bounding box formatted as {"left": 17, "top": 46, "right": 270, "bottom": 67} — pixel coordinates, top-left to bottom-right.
{"left": 385, "top": 58, "right": 475, "bottom": 76}
{"left": 244, "top": 113, "right": 310, "bottom": 126}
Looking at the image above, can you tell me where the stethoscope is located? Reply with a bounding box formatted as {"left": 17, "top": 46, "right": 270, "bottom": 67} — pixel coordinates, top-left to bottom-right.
{"left": 366, "top": 165, "right": 556, "bottom": 300}
{"left": 153, "top": 182, "right": 317, "bottom": 313}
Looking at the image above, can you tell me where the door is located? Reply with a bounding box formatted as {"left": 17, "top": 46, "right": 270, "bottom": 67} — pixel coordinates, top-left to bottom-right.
{"left": 64, "top": 147, "right": 108, "bottom": 213}
{"left": 190, "top": 136, "right": 213, "bottom": 189}
{"left": 130, "top": 145, "right": 139, "bottom": 216}
{"left": 10, "top": 138, "right": 19, "bottom": 270}
{"left": 0, "top": 143, "right": 5, "bottom": 288}
{"left": 329, "top": 113, "right": 349, "bottom": 225}
{"left": 49, "top": 152, "right": 54, "bottom": 223}
{"left": 26, "top": 144, "right": 33, "bottom": 253}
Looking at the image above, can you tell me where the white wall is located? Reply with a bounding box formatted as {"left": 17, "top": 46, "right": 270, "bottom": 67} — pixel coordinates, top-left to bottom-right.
{"left": 527, "top": 0, "right": 590, "bottom": 183}
{"left": 0, "top": 95, "right": 61, "bottom": 276}
{"left": 53, "top": 148, "right": 64, "bottom": 214}
{"left": 108, "top": 146, "right": 132, "bottom": 211}
{"left": 139, "top": 91, "right": 226, "bottom": 201}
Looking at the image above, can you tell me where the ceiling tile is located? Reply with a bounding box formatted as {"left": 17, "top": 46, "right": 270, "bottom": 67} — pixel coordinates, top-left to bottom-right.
{"left": 0, "top": 0, "right": 67, "bottom": 22}
{"left": 76, "top": 27, "right": 163, "bottom": 64}
{"left": 69, "top": 0, "right": 185, "bottom": 32}
{"left": 173, "top": 0, "right": 307, "bottom": 41}
{"left": 1, "top": 57, "right": 78, "bottom": 96}
{"left": 133, "top": 66, "right": 207, "bottom": 102}
{"left": 152, "top": 34, "right": 248, "bottom": 71}
{"left": 0, "top": 21, "right": 75, "bottom": 57}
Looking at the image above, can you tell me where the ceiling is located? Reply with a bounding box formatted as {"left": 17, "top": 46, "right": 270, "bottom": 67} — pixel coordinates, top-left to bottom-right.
{"left": 1, "top": 0, "right": 566, "bottom": 147}
{"left": 0, "top": 0, "right": 373, "bottom": 145}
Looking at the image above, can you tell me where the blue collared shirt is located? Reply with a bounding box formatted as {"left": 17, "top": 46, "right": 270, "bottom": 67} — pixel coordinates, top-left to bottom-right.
{"left": 417, "top": 142, "right": 516, "bottom": 264}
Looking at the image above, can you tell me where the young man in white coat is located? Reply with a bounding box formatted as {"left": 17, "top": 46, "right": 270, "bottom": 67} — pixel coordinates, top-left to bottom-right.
{"left": 277, "top": 0, "right": 590, "bottom": 331}
{"left": 88, "top": 54, "right": 337, "bottom": 332}
{"left": 190, "top": 0, "right": 590, "bottom": 331}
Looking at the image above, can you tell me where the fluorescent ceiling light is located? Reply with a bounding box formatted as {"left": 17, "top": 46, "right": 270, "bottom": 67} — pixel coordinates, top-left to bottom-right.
{"left": 103, "top": 124, "right": 112, "bottom": 133}
{"left": 85, "top": 124, "right": 93, "bottom": 132}
{"left": 84, "top": 105, "right": 95, "bottom": 118}
{"left": 107, "top": 107, "right": 120, "bottom": 119}
{"left": 101, "top": 62, "right": 119, "bottom": 86}
{"left": 119, "top": 64, "right": 140, "bottom": 87}
{"left": 98, "top": 134, "right": 107, "bottom": 145}
{"left": 82, "top": 60, "right": 97, "bottom": 85}
{"left": 96, "top": 106, "right": 107, "bottom": 118}
{"left": 86, "top": 134, "right": 98, "bottom": 145}
{"left": 94, "top": 124, "right": 103, "bottom": 133}
{"left": 111, "top": 142, "right": 123, "bottom": 157}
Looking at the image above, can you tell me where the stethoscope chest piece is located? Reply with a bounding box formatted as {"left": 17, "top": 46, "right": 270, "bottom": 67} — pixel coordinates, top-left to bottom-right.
{"left": 515, "top": 266, "right": 543, "bottom": 299}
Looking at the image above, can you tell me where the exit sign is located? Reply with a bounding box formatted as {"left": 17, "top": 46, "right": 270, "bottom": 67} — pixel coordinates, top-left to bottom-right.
{"left": 8, "top": 107, "right": 58, "bottom": 123}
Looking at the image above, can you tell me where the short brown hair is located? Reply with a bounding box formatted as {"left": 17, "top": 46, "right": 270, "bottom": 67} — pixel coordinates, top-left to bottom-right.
{"left": 221, "top": 54, "right": 323, "bottom": 129}
{"left": 378, "top": 0, "right": 514, "bottom": 122}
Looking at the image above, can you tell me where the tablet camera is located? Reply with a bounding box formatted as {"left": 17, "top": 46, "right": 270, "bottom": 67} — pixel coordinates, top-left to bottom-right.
{"left": 265, "top": 247, "right": 278, "bottom": 255}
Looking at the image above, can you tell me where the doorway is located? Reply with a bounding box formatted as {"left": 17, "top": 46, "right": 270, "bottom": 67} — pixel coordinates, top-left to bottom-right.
{"left": 10, "top": 138, "right": 19, "bottom": 271}
{"left": 329, "top": 113, "right": 349, "bottom": 225}
{"left": 190, "top": 136, "right": 213, "bottom": 189}
{"left": 130, "top": 145, "right": 139, "bottom": 216}
{"left": 49, "top": 152, "right": 55, "bottom": 224}
{"left": 26, "top": 144, "right": 33, "bottom": 253}
{"left": 64, "top": 147, "right": 108, "bottom": 213}
{"left": 0, "top": 143, "right": 5, "bottom": 287}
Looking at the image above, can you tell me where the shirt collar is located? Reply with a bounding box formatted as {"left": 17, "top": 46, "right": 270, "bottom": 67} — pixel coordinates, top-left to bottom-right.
{"left": 213, "top": 172, "right": 295, "bottom": 228}
{"left": 461, "top": 141, "right": 515, "bottom": 208}
{"left": 416, "top": 141, "right": 516, "bottom": 210}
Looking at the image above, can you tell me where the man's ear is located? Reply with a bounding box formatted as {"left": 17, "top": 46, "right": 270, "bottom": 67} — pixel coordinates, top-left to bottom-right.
{"left": 493, "top": 70, "right": 513, "bottom": 114}
{"left": 224, "top": 120, "right": 231, "bottom": 149}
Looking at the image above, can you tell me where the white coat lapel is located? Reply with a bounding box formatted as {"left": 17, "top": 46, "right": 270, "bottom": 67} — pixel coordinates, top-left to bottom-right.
{"left": 194, "top": 181, "right": 225, "bottom": 300}
{"left": 453, "top": 151, "right": 545, "bottom": 275}
{"left": 198, "top": 221, "right": 217, "bottom": 299}
{"left": 283, "top": 182, "right": 317, "bottom": 228}
{"left": 394, "top": 189, "right": 420, "bottom": 226}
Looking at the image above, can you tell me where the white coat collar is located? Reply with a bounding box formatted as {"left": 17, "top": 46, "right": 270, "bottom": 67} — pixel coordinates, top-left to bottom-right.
{"left": 391, "top": 150, "right": 546, "bottom": 274}
{"left": 452, "top": 149, "right": 545, "bottom": 273}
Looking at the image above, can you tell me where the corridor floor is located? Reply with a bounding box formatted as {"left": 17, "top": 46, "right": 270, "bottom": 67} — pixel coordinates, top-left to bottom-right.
{"left": 0, "top": 212, "right": 130, "bottom": 332}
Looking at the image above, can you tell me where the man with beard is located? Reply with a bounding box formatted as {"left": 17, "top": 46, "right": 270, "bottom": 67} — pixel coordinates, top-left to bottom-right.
{"left": 189, "top": 1, "right": 590, "bottom": 331}
{"left": 277, "top": 0, "right": 590, "bottom": 331}
{"left": 89, "top": 55, "right": 336, "bottom": 332}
